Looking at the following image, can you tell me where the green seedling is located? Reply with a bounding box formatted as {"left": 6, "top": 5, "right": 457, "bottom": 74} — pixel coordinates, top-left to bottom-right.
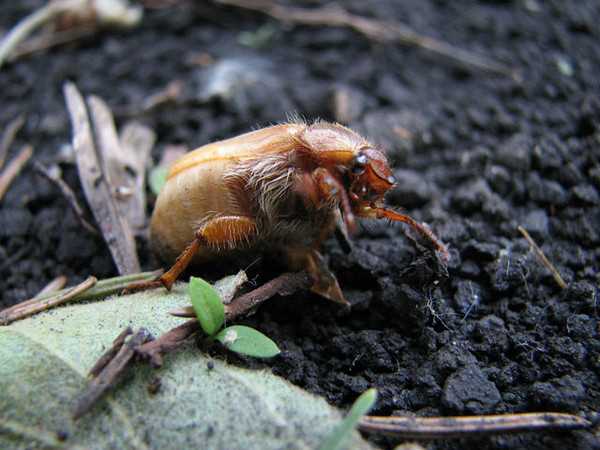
{"left": 189, "top": 277, "right": 280, "bottom": 359}
{"left": 319, "top": 388, "right": 377, "bottom": 450}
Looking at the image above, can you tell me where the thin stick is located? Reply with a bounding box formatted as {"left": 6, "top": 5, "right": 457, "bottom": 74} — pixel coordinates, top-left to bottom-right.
{"left": 64, "top": 82, "right": 140, "bottom": 274}
{"left": 34, "top": 275, "right": 68, "bottom": 298}
{"left": 169, "top": 270, "right": 311, "bottom": 318}
{"left": 0, "top": 1, "right": 71, "bottom": 69}
{"left": 88, "top": 327, "right": 133, "bottom": 378}
{"left": 0, "top": 114, "right": 25, "bottom": 169}
{"left": 33, "top": 162, "right": 99, "bottom": 235}
{"left": 0, "top": 144, "right": 33, "bottom": 201}
{"left": 216, "top": 0, "right": 517, "bottom": 79}
{"left": 0, "top": 276, "right": 97, "bottom": 325}
{"left": 7, "top": 26, "right": 95, "bottom": 62}
{"left": 518, "top": 226, "right": 567, "bottom": 289}
{"left": 359, "top": 412, "right": 592, "bottom": 438}
{"left": 0, "top": 270, "right": 162, "bottom": 326}
{"left": 73, "top": 328, "right": 152, "bottom": 420}
{"left": 225, "top": 270, "right": 311, "bottom": 318}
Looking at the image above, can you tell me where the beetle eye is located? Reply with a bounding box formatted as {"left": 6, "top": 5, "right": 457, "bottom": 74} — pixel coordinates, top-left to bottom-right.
{"left": 352, "top": 153, "right": 367, "bottom": 174}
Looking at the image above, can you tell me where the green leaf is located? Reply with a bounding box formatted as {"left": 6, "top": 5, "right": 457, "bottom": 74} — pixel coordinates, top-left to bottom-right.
{"left": 215, "top": 325, "right": 281, "bottom": 358}
{"left": 148, "top": 165, "right": 168, "bottom": 195}
{"left": 319, "top": 388, "right": 378, "bottom": 450}
{"left": 189, "top": 276, "right": 225, "bottom": 335}
{"left": 0, "top": 284, "right": 375, "bottom": 450}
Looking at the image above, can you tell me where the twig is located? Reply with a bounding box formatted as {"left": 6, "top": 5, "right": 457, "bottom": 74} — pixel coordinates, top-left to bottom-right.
{"left": 169, "top": 270, "right": 310, "bottom": 318}
{"left": 359, "top": 412, "right": 592, "bottom": 438}
{"left": 0, "top": 276, "right": 97, "bottom": 325}
{"left": 0, "top": 144, "right": 33, "bottom": 201}
{"left": 224, "top": 270, "right": 311, "bottom": 318}
{"left": 215, "top": 0, "right": 517, "bottom": 79}
{"left": 0, "top": 1, "right": 72, "bottom": 69}
{"left": 7, "top": 26, "right": 95, "bottom": 62}
{"left": 517, "top": 226, "right": 567, "bottom": 289}
{"left": 88, "top": 327, "right": 133, "bottom": 378}
{"left": 0, "top": 270, "right": 162, "bottom": 325}
{"left": 0, "top": 114, "right": 25, "bottom": 169}
{"left": 73, "top": 328, "right": 152, "bottom": 420}
{"left": 33, "top": 162, "right": 99, "bottom": 235}
{"left": 0, "top": 0, "right": 142, "bottom": 69}
{"left": 136, "top": 319, "right": 198, "bottom": 368}
{"left": 35, "top": 275, "right": 68, "bottom": 298}
{"left": 64, "top": 82, "right": 140, "bottom": 274}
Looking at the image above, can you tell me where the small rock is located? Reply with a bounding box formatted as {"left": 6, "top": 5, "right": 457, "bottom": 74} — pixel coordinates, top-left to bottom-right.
{"left": 453, "top": 280, "right": 484, "bottom": 317}
{"left": 521, "top": 209, "right": 549, "bottom": 240}
{"left": 527, "top": 172, "right": 568, "bottom": 206}
{"left": 494, "top": 133, "right": 532, "bottom": 171}
{"left": 376, "top": 73, "right": 413, "bottom": 106}
{"left": 358, "top": 109, "right": 430, "bottom": 164}
{"left": 485, "top": 164, "right": 512, "bottom": 196}
{"left": 331, "top": 84, "right": 370, "bottom": 124}
{"left": 0, "top": 208, "right": 32, "bottom": 238}
{"left": 474, "top": 315, "right": 509, "bottom": 352}
{"left": 387, "top": 169, "right": 433, "bottom": 208}
{"left": 571, "top": 184, "right": 599, "bottom": 205}
{"left": 442, "top": 365, "right": 501, "bottom": 413}
{"left": 529, "top": 375, "right": 585, "bottom": 410}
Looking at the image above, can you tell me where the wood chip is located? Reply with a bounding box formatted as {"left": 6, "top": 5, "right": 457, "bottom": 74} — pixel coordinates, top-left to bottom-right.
{"left": 118, "top": 121, "right": 156, "bottom": 232}
{"left": 63, "top": 82, "right": 141, "bottom": 274}
{"left": 0, "top": 144, "right": 33, "bottom": 201}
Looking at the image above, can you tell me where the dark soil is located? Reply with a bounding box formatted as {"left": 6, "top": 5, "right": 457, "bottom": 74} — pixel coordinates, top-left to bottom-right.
{"left": 1, "top": 1, "right": 599, "bottom": 449}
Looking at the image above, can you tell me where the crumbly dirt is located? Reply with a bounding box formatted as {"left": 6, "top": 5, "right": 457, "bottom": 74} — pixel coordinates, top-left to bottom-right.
{"left": 1, "top": 1, "right": 599, "bottom": 449}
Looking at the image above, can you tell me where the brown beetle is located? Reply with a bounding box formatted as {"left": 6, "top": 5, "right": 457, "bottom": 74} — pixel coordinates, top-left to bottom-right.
{"left": 148, "top": 121, "right": 448, "bottom": 304}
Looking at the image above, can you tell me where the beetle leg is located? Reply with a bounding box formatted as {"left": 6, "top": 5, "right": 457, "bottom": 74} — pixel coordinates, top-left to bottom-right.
{"left": 287, "top": 247, "right": 348, "bottom": 306}
{"left": 310, "top": 167, "right": 357, "bottom": 234}
{"left": 125, "top": 216, "right": 256, "bottom": 293}
{"left": 368, "top": 206, "right": 449, "bottom": 261}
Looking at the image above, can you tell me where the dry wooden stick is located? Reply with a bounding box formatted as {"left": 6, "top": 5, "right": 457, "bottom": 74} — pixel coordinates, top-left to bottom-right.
{"left": 7, "top": 26, "right": 96, "bottom": 62}
{"left": 64, "top": 82, "right": 140, "bottom": 274}
{"left": 73, "top": 328, "right": 152, "bottom": 420}
{"left": 35, "top": 275, "right": 68, "bottom": 298}
{"left": 359, "top": 412, "right": 592, "bottom": 438}
{"left": 0, "top": 144, "right": 33, "bottom": 201}
{"left": 216, "top": 0, "right": 517, "bottom": 79}
{"left": 0, "top": 276, "right": 97, "bottom": 325}
{"left": 33, "top": 162, "right": 99, "bottom": 235}
{"left": 0, "top": 114, "right": 25, "bottom": 169}
{"left": 88, "top": 327, "right": 133, "bottom": 378}
{"left": 0, "top": 270, "right": 161, "bottom": 326}
{"left": 518, "top": 225, "right": 567, "bottom": 289}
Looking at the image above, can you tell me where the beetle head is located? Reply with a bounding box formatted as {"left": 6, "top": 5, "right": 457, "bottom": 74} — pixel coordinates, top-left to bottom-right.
{"left": 348, "top": 147, "right": 396, "bottom": 207}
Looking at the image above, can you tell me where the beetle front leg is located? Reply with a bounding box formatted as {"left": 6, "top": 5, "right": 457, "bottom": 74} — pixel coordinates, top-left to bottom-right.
{"left": 369, "top": 206, "right": 449, "bottom": 261}
{"left": 125, "top": 216, "right": 257, "bottom": 293}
